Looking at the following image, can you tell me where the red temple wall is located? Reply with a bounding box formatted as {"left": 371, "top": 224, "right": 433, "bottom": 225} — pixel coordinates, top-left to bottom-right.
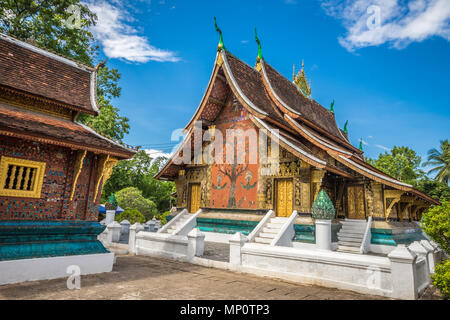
{"left": 210, "top": 101, "right": 259, "bottom": 210}
{"left": 0, "top": 135, "right": 100, "bottom": 221}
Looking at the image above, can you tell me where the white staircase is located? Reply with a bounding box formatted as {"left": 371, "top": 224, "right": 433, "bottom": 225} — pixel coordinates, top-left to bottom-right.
{"left": 166, "top": 212, "right": 192, "bottom": 235}
{"left": 254, "top": 217, "right": 289, "bottom": 244}
{"left": 337, "top": 219, "right": 367, "bottom": 253}
{"left": 157, "top": 209, "right": 201, "bottom": 236}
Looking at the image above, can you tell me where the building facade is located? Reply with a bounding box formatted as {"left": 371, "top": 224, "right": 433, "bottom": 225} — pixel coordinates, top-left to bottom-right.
{"left": 156, "top": 42, "right": 439, "bottom": 246}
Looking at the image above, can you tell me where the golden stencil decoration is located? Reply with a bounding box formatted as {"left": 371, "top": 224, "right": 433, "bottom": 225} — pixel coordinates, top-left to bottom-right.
{"left": 93, "top": 155, "right": 119, "bottom": 202}
{"left": 70, "top": 150, "right": 87, "bottom": 201}
{"left": 0, "top": 156, "right": 46, "bottom": 198}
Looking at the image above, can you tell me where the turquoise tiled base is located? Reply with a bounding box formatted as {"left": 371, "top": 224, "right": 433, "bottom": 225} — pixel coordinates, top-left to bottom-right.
{"left": 0, "top": 220, "right": 108, "bottom": 261}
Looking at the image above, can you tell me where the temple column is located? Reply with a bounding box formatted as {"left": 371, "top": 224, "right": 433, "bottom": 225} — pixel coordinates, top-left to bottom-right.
{"left": 299, "top": 162, "right": 311, "bottom": 212}
{"left": 310, "top": 168, "right": 326, "bottom": 206}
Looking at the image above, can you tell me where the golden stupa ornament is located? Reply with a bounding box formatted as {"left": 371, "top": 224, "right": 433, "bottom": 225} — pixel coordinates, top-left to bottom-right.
{"left": 293, "top": 60, "right": 312, "bottom": 97}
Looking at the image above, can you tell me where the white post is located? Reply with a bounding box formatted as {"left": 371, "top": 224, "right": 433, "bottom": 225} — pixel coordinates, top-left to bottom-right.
{"left": 187, "top": 228, "right": 205, "bottom": 259}
{"left": 107, "top": 221, "right": 122, "bottom": 243}
{"left": 105, "top": 210, "right": 115, "bottom": 225}
{"left": 129, "top": 223, "right": 144, "bottom": 255}
{"left": 388, "top": 244, "right": 418, "bottom": 299}
{"left": 229, "top": 232, "right": 248, "bottom": 265}
{"left": 420, "top": 240, "right": 439, "bottom": 273}
{"left": 315, "top": 219, "right": 332, "bottom": 251}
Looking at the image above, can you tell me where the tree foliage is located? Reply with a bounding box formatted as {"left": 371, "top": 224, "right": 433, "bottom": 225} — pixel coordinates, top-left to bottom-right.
{"left": 423, "top": 140, "right": 450, "bottom": 185}
{"left": 422, "top": 201, "right": 450, "bottom": 299}
{"left": 102, "top": 151, "right": 175, "bottom": 213}
{"left": 0, "top": 0, "right": 97, "bottom": 65}
{"left": 0, "top": 0, "right": 130, "bottom": 141}
{"left": 432, "top": 260, "right": 450, "bottom": 299}
{"left": 422, "top": 201, "right": 450, "bottom": 255}
{"left": 367, "top": 146, "right": 424, "bottom": 185}
{"left": 115, "top": 209, "right": 146, "bottom": 225}
{"left": 115, "top": 187, "right": 157, "bottom": 221}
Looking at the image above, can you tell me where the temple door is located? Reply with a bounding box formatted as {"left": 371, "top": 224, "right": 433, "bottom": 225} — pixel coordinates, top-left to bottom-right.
{"left": 347, "top": 185, "right": 365, "bottom": 219}
{"left": 276, "top": 179, "right": 293, "bottom": 217}
{"left": 189, "top": 183, "right": 201, "bottom": 213}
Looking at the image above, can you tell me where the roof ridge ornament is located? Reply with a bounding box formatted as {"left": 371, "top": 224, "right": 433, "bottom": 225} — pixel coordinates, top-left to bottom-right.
{"left": 330, "top": 100, "right": 335, "bottom": 114}
{"left": 359, "top": 138, "right": 363, "bottom": 151}
{"left": 255, "top": 28, "right": 263, "bottom": 63}
{"left": 343, "top": 120, "right": 348, "bottom": 134}
{"left": 214, "top": 17, "right": 225, "bottom": 51}
{"left": 293, "top": 60, "right": 312, "bottom": 98}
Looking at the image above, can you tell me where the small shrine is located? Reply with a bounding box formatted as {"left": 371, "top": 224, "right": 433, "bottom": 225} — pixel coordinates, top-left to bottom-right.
{"left": 0, "top": 33, "right": 136, "bottom": 284}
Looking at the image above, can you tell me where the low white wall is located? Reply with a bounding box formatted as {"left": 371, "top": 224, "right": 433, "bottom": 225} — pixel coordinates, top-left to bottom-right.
{"left": 239, "top": 243, "right": 394, "bottom": 298}
{"left": 0, "top": 253, "right": 114, "bottom": 285}
{"left": 135, "top": 229, "right": 205, "bottom": 261}
{"left": 203, "top": 231, "right": 233, "bottom": 244}
{"left": 136, "top": 232, "right": 190, "bottom": 260}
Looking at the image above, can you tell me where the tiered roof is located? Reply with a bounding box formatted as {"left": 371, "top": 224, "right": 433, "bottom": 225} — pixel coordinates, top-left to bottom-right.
{"left": 0, "top": 33, "right": 136, "bottom": 159}
{"left": 156, "top": 44, "right": 437, "bottom": 205}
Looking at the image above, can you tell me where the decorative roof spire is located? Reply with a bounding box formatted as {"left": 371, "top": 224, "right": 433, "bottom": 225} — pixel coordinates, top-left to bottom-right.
{"left": 255, "top": 28, "right": 263, "bottom": 63}
{"left": 214, "top": 17, "right": 225, "bottom": 51}
{"left": 293, "top": 60, "right": 312, "bottom": 97}
{"left": 343, "top": 120, "right": 348, "bottom": 134}
{"left": 330, "top": 100, "right": 335, "bottom": 114}
{"left": 359, "top": 138, "right": 363, "bottom": 151}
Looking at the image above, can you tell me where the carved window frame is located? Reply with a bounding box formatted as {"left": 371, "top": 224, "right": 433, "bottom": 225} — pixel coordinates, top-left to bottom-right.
{"left": 0, "top": 156, "right": 46, "bottom": 198}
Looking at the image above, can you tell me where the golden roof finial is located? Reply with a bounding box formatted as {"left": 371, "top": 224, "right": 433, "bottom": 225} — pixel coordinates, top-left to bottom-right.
{"left": 293, "top": 59, "right": 311, "bottom": 97}
{"left": 293, "top": 64, "right": 296, "bottom": 81}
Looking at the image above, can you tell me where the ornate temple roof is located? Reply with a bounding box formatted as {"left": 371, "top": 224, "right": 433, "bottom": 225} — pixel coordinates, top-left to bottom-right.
{"left": 155, "top": 39, "right": 438, "bottom": 205}
{"left": 0, "top": 102, "right": 136, "bottom": 159}
{"left": 0, "top": 33, "right": 99, "bottom": 115}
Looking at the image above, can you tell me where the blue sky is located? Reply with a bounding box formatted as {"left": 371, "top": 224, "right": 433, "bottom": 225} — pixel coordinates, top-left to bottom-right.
{"left": 87, "top": 0, "right": 450, "bottom": 161}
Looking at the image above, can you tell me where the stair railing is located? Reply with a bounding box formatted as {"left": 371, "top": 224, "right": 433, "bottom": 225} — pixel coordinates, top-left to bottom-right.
{"left": 157, "top": 209, "right": 187, "bottom": 233}
{"left": 271, "top": 210, "right": 298, "bottom": 247}
{"left": 359, "top": 215, "right": 372, "bottom": 254}
{"left": 172, "top": 209, "right": 202, "bottom": 236}
{"left": 247, "top": 210, "right": 274, "bottom": 243}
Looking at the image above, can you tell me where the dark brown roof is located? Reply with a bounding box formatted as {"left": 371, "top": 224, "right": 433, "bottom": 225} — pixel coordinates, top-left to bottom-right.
{"left": 224, "top": 51, "right": 285, "bottom": 124}
{"left": 0, "top": 34, "right": 98, "bottom": 115}
{"left": 263, "top": 62, "right": 345, "bottom": 140}
{"left": 0, "top": 103, "right": 135, "bottom": 159}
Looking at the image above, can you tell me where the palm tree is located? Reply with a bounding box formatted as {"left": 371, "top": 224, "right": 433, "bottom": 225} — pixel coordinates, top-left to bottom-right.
{"left": 423, "top": 140, "right": 450, "bottom": 185}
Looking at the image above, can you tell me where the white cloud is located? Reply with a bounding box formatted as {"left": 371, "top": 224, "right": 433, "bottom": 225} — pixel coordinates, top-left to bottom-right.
{"left": 145, "top": 149, "right": 173, "bottom": 160}
{"left": 375, "top": 144, "right": 391, "bottom": 151}
{"left": 321, "top": 0, "right": 450, "bottom": 51}
{"left": 86, "top": 1, "right": 179, "bottom": 63}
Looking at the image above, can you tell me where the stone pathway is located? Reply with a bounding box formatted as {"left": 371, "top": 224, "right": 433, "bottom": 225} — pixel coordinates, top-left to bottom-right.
{"left": 202, "top": 242, "right": 230, "bottom": 262}
{"left": 0, "top": 255, "right": 391, "bottom": 300}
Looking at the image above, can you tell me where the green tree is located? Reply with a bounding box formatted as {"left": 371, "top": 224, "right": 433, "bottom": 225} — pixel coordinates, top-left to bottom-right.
{"left": 367, "top": 146, "right": 424, "bottom": 185}
{"left": 422, "top": 201, "right": 450, "bottom": 299}
{"left": 115, "top": 187, "right": 157, "bottom": 221}
{"left": 140, "top": 157, "right": 175, "bottom": 213}
{"left": 423, "top": 140, "right": 450, "bottom": 185}
{"left": 422, "top": 201, "right": 450, "bottom": 254}
{"left": 0, "top": 0, "right": 130, "bottom": 141}
{"left": 115, "top": 209, "right": 146, "bottom": 225}
{"left": 0, "top": 0, "right": 96, "bottom": 65}
{"left": 102, "top": 152, "right": 175, "bottom": 213}
{"left": 432, "top": 260, "right": 450, "bottom": 299}
{"left": 415, "top": 177, "right": 450, "bottom": 203}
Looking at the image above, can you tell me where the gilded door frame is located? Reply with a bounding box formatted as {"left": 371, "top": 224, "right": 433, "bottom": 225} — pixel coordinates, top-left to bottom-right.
{"left": 188, "top": 183, "right": 201, "bottom": 213}
{"left": 274, "top": 178, "right": 294, "bottom": 217}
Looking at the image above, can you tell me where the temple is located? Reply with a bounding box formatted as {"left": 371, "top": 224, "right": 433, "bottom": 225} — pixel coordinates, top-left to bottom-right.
{"left": 156, "top": 29, "right": 439, "bottom": 251}
{"left": 0, "top": 33, "right": 136, "bottom": 284}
